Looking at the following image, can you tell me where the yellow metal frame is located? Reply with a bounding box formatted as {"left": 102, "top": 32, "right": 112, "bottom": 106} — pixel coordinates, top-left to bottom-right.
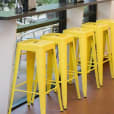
{"left": 63, "top": 27, "right": 100, "bottom": 97}
{"left": 39, "top": 33, "right": 81, "bottom": 109}
{"left": 97, "top": 19, "right": 114, "bottom": 79}
{"left": 82, "top": 22, "right": 112, "bottom": 86}
{"left": 8, "top": 39, "right": 63, "bottom": 114}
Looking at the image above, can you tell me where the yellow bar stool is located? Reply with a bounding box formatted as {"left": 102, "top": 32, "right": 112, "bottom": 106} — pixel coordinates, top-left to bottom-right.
{"left": 8, "top": 39, "right": 63, "bottom": 114}
{"left": 63, "top": 28, "right": 100, "bottom": 97}
{"left": 39, "top": 33, "right": 81, "bottom": 109}
{"left": 97, "top": 19, "right": 114, "bottom": 78}
{"left": 82, "top": 22, "right": 113, "bottom": 86}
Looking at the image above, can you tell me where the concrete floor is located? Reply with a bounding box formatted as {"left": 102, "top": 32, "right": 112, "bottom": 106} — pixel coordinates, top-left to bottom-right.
{"left": 12, "top": 63, "right": 114, "bottom": 114}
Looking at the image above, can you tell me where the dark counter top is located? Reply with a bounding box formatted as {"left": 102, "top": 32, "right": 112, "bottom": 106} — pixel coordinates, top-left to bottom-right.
{"left": 0, "top": 0, "right": 112, "bottom": 20}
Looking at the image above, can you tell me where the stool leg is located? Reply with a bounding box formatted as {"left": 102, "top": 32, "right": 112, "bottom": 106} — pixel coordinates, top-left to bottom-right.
{"left": 52, "top": 48, "right": 63, "bottom": 111}
{"left": 69, "top": 45, "right": 73, "bottom": 84}
{"left": 69, "top": 40, "right": 77, "bottom": 84}
{"left": 111, "top": 26, "right": 114, "bottom": 78}
{"left": 79, "top": 37, "right": 88, "bottom": 97}
{"left": 47, "top": 50, "right": 53, "bottom": 92}
{"left": 76, "top": 40, "right": 80, "bottom": 60}
{"left": 8, "top": 48, "right": 21, "bottom": 114}
{"left": 103, "top": 32, "right": 106, "bottom": 55}
{"left": 31, "top": 73, "right": 38, "bottom": 104}
{"left": 27, "top": 51, "right": 35, "bottom": 106}
{"left": 96, "top": 30, "right": 104, "bottom": 86}
{"left": 88, "top": 39, "right": 93, "bottom": 71}
{"left": 36, "top": 51, "right": 46, "bottom": 114}
{"left": 70, "top": 42, "right": 81, "bottom": 99}
{"left": 58, "top": 42, "right": 67, "bottom": 109}
{"left": 92, "top": 36, "right": 100, "bottom": 88}
{"left": 105, "top": 31, "right": 113, "bottom": 78}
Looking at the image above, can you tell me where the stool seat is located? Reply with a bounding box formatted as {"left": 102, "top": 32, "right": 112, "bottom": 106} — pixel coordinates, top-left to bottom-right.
{"left": 82, "top": 22, "right": 109, "bottom": 31}
{"left": 97, "top": 19, "right": 114, "bottom": 24}
{"left": 64, "top": 27, "right": 94, "bottom": 37}
{"left": 18, "top": 39, "right": 55, "bottom": 51}
{"left": 41, "top": 33, "right": 75, "bottom": 44}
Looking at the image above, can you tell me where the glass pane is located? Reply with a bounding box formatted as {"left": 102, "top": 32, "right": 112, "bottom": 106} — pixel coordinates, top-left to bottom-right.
{"left": 36, "top": 0, "right": 59, "bottom": 5}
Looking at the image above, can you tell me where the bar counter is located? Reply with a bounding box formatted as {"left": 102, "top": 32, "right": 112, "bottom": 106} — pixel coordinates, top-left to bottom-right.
{"left": 0, "top": 0, "right": 113, "bottom": 114}
{"left": 0, "top": 0, "right": 112, "bottom": 20}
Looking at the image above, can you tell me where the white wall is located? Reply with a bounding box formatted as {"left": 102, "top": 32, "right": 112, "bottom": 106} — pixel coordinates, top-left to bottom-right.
{"left": 67, "top": 6, "right": 84, "bottom": 28}
{"left": 0, "top": 20, "right": 16, "bottom": 114}
{"left": 97, "top": 1, "right": 114, "bottom": 19}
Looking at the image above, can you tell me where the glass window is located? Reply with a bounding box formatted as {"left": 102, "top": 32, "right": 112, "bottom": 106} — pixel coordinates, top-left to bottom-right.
{"left": 36, "top": 0, "right": 59, "bottom": 6}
